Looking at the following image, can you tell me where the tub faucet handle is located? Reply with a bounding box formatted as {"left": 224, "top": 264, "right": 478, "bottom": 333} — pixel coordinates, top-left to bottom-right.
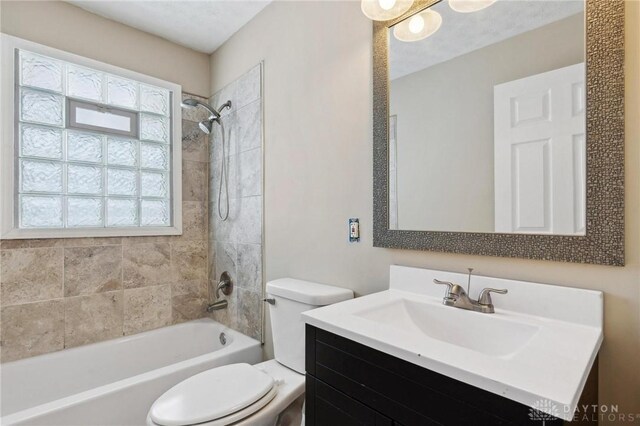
{"left": 215, "top": 271, "right": 233, "bottom": 299}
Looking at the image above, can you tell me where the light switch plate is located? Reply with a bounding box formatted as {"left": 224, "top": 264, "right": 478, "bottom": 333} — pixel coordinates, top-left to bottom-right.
{"left": 349, "top": 218, "right": 360, "bottom": 243}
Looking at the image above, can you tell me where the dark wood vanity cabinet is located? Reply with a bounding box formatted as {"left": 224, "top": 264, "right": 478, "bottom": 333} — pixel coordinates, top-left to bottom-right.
{"left": 305, "top": 325, "right": 598, "bottom": 426}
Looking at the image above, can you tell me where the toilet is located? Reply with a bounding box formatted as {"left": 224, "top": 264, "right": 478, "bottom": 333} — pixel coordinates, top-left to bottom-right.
{"left": 146, "top": 278, "right": 353, "bottom": 426}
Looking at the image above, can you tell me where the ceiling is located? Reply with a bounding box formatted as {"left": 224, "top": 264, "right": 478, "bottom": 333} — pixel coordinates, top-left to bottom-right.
{"left": 390, "top": 0, "right": 584, "bottom": 80}
{"left": 67, "top": 0, "right": 272, "bottom": 54}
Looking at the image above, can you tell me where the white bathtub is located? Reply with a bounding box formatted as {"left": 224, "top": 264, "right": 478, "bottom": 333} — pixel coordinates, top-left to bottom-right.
{"left": 0, "top": 319, "right": 261, "bottom": 426}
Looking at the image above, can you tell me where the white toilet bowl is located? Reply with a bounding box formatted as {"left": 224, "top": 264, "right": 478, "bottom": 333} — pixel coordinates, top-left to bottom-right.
{"left": 147, "top": 279, "right": 353, "bottom": 426}
{"left": 146, "top": 360, "right": 305, "bottom": 426}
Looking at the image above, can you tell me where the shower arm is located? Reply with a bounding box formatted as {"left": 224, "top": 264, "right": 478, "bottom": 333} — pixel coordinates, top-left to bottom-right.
{"left": 215, "top": 101, "right": 232, "bottom": 117}
{"left": 197, "top": 101, "right": 221, "bottom": 120}
{"left": 207, "top": 101, "right": 232, "bottom": 121}
{"left": 181, "top": 99, "right": 229, "bottom": 119}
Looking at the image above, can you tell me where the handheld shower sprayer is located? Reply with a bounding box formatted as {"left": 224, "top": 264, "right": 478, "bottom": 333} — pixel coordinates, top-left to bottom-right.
{"left": 180, "top": 97, "right": 233, "bottom": 221}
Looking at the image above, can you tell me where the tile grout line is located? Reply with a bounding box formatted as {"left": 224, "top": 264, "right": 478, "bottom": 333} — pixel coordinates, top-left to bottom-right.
{"left": 62, "top": 246, "right": 67, "bottom": 350}
{"left": 169, "top": 238, "right": 173, "bottom": 323}
{"left": 121, "top": 243, "right": 124, "bottom": 337}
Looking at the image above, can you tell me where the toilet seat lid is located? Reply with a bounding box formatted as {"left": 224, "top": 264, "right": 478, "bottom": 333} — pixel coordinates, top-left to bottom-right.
{"left": 150, "top": 363, "right": 275, "bottom": 426}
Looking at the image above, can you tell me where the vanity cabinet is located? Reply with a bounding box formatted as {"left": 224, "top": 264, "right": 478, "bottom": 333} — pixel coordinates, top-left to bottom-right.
{"left": 305, "top": 325, "right": 598, "bottom": 425}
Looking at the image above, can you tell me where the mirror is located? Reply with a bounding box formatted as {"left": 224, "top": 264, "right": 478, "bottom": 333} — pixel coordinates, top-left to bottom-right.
{"left": 388, "top": 0, "right": 585, "bottom": 235}
{"left": 373, "top": 0, "right": 624, "bottom": 265}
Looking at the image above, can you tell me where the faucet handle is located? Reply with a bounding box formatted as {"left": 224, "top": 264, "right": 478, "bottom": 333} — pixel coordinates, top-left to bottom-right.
{"left": 215, "top": 271, "right": 233, "bottom": 299}
{"left": 433, "top": 279, "right": 467, "bottom": 301}
{"left": 478, "top": 288, "right": 508, "bottom": 305}
{"left": 433, "top": 279, "right": 455, "bottom": 293}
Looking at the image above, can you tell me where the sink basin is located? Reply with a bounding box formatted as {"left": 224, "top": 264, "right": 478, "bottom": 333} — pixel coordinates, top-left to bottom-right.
{"left": 353, "top": 298, "right": 539, "bottom": 357}
{"left": 302, "top": 266, "right": 603, "bottom": 421}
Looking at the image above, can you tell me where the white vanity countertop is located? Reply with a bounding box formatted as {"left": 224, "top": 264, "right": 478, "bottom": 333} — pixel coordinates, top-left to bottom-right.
{"left": 302, "top": 266, "right": 603, "bottom": 421}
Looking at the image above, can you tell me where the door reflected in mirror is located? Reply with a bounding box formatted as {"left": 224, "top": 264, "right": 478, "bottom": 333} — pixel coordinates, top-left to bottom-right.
{"left": 388, "top": 0, "right": 585, "bottom": 235}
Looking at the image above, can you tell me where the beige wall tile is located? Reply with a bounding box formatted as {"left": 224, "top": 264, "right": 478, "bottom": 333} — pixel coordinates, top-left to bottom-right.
{"left": 182, "top": 161, "right": 208, "bottom": 202}
{"left": 0, "top": 239, "right": 66, "bottom": 250}
{"left": 172, "top": 294, "right": 208, "bottom": 324}
{"left": 123, "top": 243, "right": 171, "bottom": 289}
{"left": 61, "top": 238, "right": 123, "bottom": 247}
{"left": 1, "top": 248, "right": 63, "bottom": 306}
{"left": 181, "top": 202, "right": 207, "bottom": 241}
{"left": 121, "top": 235, "right": 176, "bottom": 245}
{"left": 171, "top": 241, "right": 207, "bottom": 282}
{"left": 172, "top": 280, "right": 208, "bottom": 299}
{"left": 182, "top": 119, "right": 209, "bottom": 162}
{"left": 172, "top": 280, "right": 208, "bottom": 324}
{"left": 1, "top": 238, "right": 123, "bottom": 250}
{"left": 124, "top": 285, "right": 171, "bottom": 335}
{"left": 64, "top": 246, "right": 122, "bottom": 297}
{"left": 64, "top": 291, "right": 123, "bottom": 348}
{"left": 1, "top": 300, "right": 64, "bottom": 362}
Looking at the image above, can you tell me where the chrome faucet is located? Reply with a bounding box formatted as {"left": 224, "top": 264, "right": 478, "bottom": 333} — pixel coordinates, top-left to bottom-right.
{"left": 433, "top": 278, "right": 507, "bottom": 314}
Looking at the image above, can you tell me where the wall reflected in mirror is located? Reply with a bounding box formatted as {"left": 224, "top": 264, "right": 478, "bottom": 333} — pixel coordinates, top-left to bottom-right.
{"left": 388, "top": 0, "right": 585, "bottom": 235}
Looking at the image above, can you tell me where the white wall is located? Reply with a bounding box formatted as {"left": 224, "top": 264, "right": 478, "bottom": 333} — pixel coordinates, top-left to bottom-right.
{"left": 390, "top": 14, "right": 584, "bottom": 232}
{"left": 0, "top": 1, "right": 210, "bottom": 96}
{"left": 210, "top": 1, "right": 640, "bottom": 415}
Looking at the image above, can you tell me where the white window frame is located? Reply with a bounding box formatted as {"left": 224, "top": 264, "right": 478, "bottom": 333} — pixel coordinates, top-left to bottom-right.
{"left": 1, "top": 34, "right": 183, "bottom": 239}
{"left": 67, "top": 99, "right": 140, "bottom": 138}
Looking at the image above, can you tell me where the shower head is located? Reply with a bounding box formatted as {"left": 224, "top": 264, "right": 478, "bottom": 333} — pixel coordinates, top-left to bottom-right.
{"left": 182, "top": 98, "right": 232, "bottom": 134}
{"left": 199, "top": 119, "right": 213, "bottom": 135}
{"left": 181, "top": 98, "right": 221, "bottom": 119}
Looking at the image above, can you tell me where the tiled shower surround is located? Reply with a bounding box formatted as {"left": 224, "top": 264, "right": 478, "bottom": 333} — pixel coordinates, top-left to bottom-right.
{"left": 209, "top": 64, "right": 263, "bottom": 341}
{"left": 0, "top": 94, "right": 212, "bottom": 363}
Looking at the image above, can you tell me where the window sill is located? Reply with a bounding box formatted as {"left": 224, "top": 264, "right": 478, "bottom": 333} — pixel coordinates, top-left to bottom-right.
{"left": 1, "top": 226, "right": 182, "bottom": 240}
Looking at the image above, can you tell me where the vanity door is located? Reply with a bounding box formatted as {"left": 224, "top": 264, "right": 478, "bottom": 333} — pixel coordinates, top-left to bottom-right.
{"left": 306, "top": 375, "right": 394, "bottom": 426}
{"left": 304, "top": 325, "right": 591, "bottom": 425}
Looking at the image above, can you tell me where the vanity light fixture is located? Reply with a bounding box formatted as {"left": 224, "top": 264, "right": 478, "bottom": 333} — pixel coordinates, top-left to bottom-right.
{"left": 393, "top": 9, "right": 442, "bottom": 42}
{"left": 449, "top": 0, "right": 496, "bottom": 13}
{"left": 361, "top": 0, "right": 414, "bottom": 21}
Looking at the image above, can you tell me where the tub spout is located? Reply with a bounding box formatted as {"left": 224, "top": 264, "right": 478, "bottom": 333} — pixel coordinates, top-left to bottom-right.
{"left": 207, "top": 299, "right": 228, "bottom": 312}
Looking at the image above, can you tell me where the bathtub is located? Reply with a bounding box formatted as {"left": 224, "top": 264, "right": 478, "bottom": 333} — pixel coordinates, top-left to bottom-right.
{"left": 0, "top": 319, "right": 261, "bottom": 426}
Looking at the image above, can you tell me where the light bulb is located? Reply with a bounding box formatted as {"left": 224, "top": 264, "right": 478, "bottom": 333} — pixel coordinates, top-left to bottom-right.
{"left": 393, "top": 9, "right": 442, "bottom": 42}
{"left": 361, "top": 0, "right": 414, "bottom": 21}
{"left": 378, "top": 0, "right": 396, "bottom": 11}
{"left": 449, "top": 0, "right": 496, "bottom": 13}
{"left": 408, "top": 14, "right": 425, "bottom": 34}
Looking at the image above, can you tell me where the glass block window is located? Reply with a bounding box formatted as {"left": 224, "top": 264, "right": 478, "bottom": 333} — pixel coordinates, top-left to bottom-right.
{"left": 16, "top": 49, "right": 173, "bottom": 229}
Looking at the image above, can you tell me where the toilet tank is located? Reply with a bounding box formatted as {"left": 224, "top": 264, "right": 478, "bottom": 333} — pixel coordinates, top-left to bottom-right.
{"left": 266, "top": 278, "right": 353, "bottom": 374}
